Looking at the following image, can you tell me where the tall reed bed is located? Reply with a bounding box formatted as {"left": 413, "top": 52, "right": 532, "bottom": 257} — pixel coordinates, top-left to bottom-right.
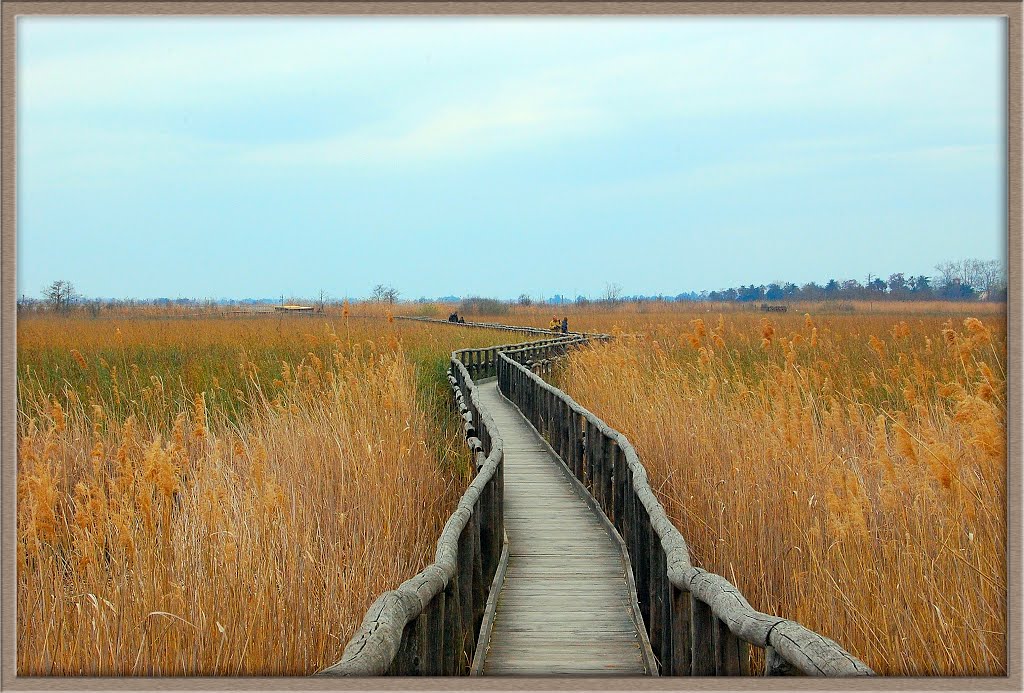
{"left": 17, "top": 314, "right": 508, "bottom": 675}
{"left": 558, "top": 309, "right": 1006, "bottom": 675}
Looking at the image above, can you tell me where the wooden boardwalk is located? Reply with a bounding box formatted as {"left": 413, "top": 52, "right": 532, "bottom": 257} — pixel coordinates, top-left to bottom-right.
{"left": 475, "top": 380, "right": 652, "bottom": 676}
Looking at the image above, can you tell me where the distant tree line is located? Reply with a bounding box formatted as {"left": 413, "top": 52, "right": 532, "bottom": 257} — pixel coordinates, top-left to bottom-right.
{"left": 21, "top": 259, "right": 1006, "bottom": 316}
{"left": 701, "top": 259, "right": 1006, "bottom": 304}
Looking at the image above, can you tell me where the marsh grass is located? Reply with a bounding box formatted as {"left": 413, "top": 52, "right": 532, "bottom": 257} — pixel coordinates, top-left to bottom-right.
{"left": 16, "top": 312, "right": 512, "bottom": 675}
{"left": 556, "top": 307, "right": 1006, "bottom": 675}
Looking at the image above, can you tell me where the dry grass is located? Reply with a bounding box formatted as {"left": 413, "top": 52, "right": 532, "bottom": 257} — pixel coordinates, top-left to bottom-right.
{"left": 555, "top": 305, "right": 1006, "bottom": 675}
{"left": 16, "top": 311, "right": 510, "bottom": 675}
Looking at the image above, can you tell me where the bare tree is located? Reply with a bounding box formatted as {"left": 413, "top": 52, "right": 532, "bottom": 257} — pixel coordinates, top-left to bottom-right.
{"left": 372, "top": 284, "right": 399, "bottom": 304}
{"left": 317, "top": 289, "right": 329, "bottom": 313}
{"left": 972, "top": 259, "right": 1005, "bottom": 298}
{"left": 603, "top": 282, "right": 623, "bottom": 304}
{"left": 43, "top": 280, "right": 79, "bottom": 313}
{"left": 934, "top": 258, "right": 1005, "bottom": 297}
{"left": 933, "top": 261, "right": 959, "bottom": 288}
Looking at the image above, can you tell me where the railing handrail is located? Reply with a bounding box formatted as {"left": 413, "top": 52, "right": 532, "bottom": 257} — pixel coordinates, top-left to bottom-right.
{"left": 395, "top": 314, "right": 611, "bottom": 341}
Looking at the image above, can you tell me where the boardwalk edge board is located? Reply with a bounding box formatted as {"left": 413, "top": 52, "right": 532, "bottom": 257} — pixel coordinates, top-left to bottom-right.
{"left": 469, "top": 531, "right": 510, "bottom": 676}
{"left": 317, "top": 318, "right": 873, "bottom": 677}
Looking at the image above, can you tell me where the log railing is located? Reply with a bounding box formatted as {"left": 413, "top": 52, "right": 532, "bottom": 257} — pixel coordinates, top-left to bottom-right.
{"left": 317, "top": 333, "right": 585, "bottom": 676}
{"left": 396, "top": 314, "right": 609, "bottom": 341}
{"left": 496, "top": 342, "right": 874, "bottom": 677}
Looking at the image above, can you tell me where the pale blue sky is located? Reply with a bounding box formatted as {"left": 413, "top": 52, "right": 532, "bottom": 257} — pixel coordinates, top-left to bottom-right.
{"left": 17, "top": 16, "right": 1006, "bottom": 300}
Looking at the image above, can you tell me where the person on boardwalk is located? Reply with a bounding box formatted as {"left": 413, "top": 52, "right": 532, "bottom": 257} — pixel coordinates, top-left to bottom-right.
{"left": 448, "top": 312, "right": 458, "bottom": 322}
{"left": 549, "top": 316, "right": 561, "bottom": 332}
{"left": 561, "top": 317, "right": 569, "bottom": 334}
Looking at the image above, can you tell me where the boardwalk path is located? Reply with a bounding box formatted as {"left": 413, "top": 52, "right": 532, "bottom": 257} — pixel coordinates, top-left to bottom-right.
{"left": 475, "top": 380, "right": 652, "bottom": 676}
{"left": 320, "top": 320, "right": 873, "bottom": 679}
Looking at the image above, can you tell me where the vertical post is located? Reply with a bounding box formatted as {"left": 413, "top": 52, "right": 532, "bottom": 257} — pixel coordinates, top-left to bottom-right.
{"left": 612, "top": 444, "right": 625, "bottom": 531}
{"left": 565, "top": 409, "right": 574, "bottom": 477}
{"left": 655, "top": 545, "right": 671, "bottom": 671}
{"left": 623, "top": 467, "right": 635, "bottom": 559}
{"left": 443, "top": 577, "right": 459, "bottom": 675}
{"left": 647, "top": 539, "right": 663, "bottom": 666}
{"left": 457, "top": 521, "right": 475, "bottom": 671}
{"left": 602, "top": 437, "right": 616, "bottom": 517}
{"left": 560, "top": 399, "right": 569, "bottom": 459}
{"left": 420, "top": 592, "right": 444, "bottom": 676}
{"left": 635, "top": 508, "right": 651, "bottom": 633}
{"left": 495, "top": 451, "right": 504, "bottom": 560}
{"left": 481, "top": 479, "right": 496, "bottom": 585}
{"left": 713, "top": 618, "right": 749, "bottom": 675}
{"left": 585, "top": 424, "right": 597, "bottom": 496}
{"left": 545, "top": 388, "right": 552, "bottom": 436}
{"left": 557, "top": 399, "right": 565, "bottom": 458}
{"left": 690, "top": 596, "right": 715, "bottom": 675}
{"left": 670, "top": 584, "right": 692, "bottom": 675}
{"left": 390, "top": 616, "right": 422, "bottom": 675}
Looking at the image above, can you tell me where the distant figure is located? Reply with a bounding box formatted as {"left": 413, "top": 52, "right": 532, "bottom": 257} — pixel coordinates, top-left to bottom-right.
{"left": 458, "top": 316, "right": 466, "bottom": 324}
{"left": 448, "top": 312, "right": 458, "bottom": 322}
{"left": 549, "top": 316, "right": 560, "bottom": 332}
{"left": 561, "top": 317, "right": 569, "bottom": 334}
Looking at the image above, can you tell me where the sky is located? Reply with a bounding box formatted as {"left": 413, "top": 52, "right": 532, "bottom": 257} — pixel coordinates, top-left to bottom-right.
{"left": 17, "top": 16, "right": 1006, "bottom": 301}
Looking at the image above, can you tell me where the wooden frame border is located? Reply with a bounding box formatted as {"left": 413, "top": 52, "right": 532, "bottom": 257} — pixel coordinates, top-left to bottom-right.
{"left": 2, "top": 2, "right": 1019, "bottom": 690}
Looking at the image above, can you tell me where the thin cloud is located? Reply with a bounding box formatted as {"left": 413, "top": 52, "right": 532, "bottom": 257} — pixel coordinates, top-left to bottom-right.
{"left": 242, "top": 84, "right": 604, "bottom": 166}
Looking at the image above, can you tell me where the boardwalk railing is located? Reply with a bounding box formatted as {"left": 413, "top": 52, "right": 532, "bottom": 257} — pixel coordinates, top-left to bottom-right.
{"left": 396, "top": 314, "right": 610, "bottom": 341}
{"left": 496, "top": 341, "right": 874, "bottom": 677}
{"left": 320, "top": 318, "right": 872, "bottom": 677}
{"left": 317, "top": 332, "right": 587, "bottom": 676}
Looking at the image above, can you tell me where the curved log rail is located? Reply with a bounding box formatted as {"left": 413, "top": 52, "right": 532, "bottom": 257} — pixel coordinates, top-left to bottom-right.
{"left": 318, "top": 319, "right": 873, "bottom": 677}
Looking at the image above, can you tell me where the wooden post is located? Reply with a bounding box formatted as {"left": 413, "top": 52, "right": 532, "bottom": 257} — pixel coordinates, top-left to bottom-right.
{"left": 568, "top": 411, "right": 578, "bottom": 479}
{"left": 471, "top": 509, "right": 484, "bottom": 637}
{"left": 584, "top": 421, "right": 595, "bottom": 491}
{"left": 647, "top": 542, "right": 670, "bottom": 671}
{"left": 669, "top": 584, "right": 692, "bottom": 675}
{"left": 602, "top": 437, "right": 616, "bottom": 517}
{"left": 544, "top": 388, "right": 552, "bottom": 436}
{"left": 577, "top": 415, "right": 586, "bottom": 482}
{"left": 634, "top": 503, "right": 651, "bottom": 628}
{"left": 495, "top": 453, "right": 504, "bottom": 556}
{"left": 457, "top": 520, "right": 475, "bottom": 670}
{"left": 390, "top": 616, "right": 422, "bottom": 675}
{"left": 556, "top": 399, "right": 566, "bottom": 459}
{"left": 420, "top": 592, "right": 444, "bottom": 676}
{"left": 690, "top": 596, "right": 714, "bottom": 675}
{"left": 612, "top": 444, "right": 625, "bottom": 531}
{"left": 648, "top": 542, "right": 663, "bottom": 666}
{"left": 443, "top": 577, "right": 459, "bottom": 675}
{"left": 557, "top": 399, "right": 565, "bottom": 458}
{"left": 622, "top": 469, "right": 634, "bottom": 558}
{"left": 713, "top": 618, "right": 749, "bottom": 676}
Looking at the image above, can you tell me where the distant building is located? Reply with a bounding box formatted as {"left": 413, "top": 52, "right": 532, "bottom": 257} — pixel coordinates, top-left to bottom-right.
{"left": 274, "top": 304, "right": 314, "bottom": 313}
